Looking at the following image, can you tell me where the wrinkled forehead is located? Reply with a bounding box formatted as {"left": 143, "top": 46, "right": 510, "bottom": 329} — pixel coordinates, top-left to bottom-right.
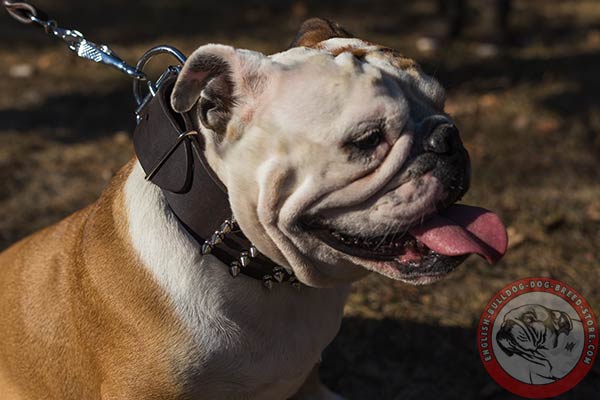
{"left": 271, "top": 38, "right": 445, "bottom": 130}
{"left": 266, "top": 49, "right": 404, "bottom": 134}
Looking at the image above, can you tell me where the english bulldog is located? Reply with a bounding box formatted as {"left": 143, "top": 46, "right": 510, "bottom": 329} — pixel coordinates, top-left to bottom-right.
{"left": 496, "top": 304, "right": 582, "bottom": 384}
{"left": 0, "top": 18, "right": 507, "bottom": 399}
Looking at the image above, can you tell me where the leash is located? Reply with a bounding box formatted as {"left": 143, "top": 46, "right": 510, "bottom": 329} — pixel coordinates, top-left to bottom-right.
{"left": 3, "top": 1, "right": 300, "bottom": 290}
{"left": 3, "top": 0, "right": 147, "bottom": 79}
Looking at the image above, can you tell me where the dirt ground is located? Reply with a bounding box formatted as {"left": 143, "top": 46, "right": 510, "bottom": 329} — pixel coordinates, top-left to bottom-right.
{"left": 1, "top": 1, "right": 599, "bottom": 399}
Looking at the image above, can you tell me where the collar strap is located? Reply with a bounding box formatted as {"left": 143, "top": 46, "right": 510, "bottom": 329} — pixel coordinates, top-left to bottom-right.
{"left": 132, "top": 75, "right": 299, "bottom": 290}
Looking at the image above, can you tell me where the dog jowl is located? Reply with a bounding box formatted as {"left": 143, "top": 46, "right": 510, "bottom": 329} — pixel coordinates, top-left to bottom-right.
{"left": 0, "top": 17, "right": 508, "bottom": 400}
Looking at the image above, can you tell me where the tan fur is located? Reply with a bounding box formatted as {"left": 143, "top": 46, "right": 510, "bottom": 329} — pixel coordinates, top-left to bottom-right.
{"left": 290, "top": 18, "right": 352, "bottom": 48}
{"left": 0, "top": 160, "right": 193, "bottom": 400}
{"left": 325, "top": 45, "right": 368, "bottom": 58}
{"left": 377, "top": 47, "right": 418, "bottom": 71}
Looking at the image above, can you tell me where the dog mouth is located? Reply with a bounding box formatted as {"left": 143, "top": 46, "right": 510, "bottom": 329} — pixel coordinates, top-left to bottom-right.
{"left": 308, "top": 226, "right": 436, "bottom": 262}
{"left": 301, "top": 204, "right": 508, "bottom": 281}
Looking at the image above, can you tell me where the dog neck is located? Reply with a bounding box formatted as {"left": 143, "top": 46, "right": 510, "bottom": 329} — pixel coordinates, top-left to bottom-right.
{"left": 123, "top": 160, "right": 350, "bottom": 341}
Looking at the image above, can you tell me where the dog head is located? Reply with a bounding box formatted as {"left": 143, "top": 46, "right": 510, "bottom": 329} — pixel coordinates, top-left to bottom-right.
{"left": 496, "top": 304, "right": 574, "bottom": 357}
{"left": 170, "top": 18, "right": 507, "bottom": 287}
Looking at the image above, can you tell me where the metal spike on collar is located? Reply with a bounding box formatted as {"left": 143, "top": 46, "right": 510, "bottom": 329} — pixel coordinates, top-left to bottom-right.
{"left": 289, "top": 276, "right": 301, "bottom": 290}
{"left": 211, "top": 231, "right": 224, "bottom": 245}
{"left": 229, "top": 261, "right": 241, "bottom": 278}
{"left": 201, "top": 241, "right": 213, "bottom": 255}
{"left": 239, "top": 251, "right": 251, "bottom": 268}
{"left": 219, "top": 220, "right": 233, "bottom": 234}
{"left": 272, "top": 267, "right": 285, "bottom": 283}
{"left": 248, "top": 245, "right": 258, "bottom": 258}
{"left": 263, "top": 275, "right": 274, "bottom": 290}
{"left": 202, "top": 216, "right": 237, "bottom": 256}
{"left": 201, "top": 215, "right": 300, "bottom": 291}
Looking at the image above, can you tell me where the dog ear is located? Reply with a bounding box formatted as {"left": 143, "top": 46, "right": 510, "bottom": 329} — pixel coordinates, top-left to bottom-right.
{"left": 289, "top": 18, "right": 353, "bottom": 48}
{"left": 171, "top": 44, "right": 266, "bottom": 135}
{"left": 551, "top": 310, "right": 573, "bottom": 335}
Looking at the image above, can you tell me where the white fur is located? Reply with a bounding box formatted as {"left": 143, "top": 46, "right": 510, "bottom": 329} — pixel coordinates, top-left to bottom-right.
{"left": 124, "top": 161, "right": 349, "bottom": 399}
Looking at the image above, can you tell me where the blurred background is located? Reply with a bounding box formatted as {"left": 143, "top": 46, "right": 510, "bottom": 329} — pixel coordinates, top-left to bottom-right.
{"left": 1, "top": 0, "right": 599, "bottom": 398}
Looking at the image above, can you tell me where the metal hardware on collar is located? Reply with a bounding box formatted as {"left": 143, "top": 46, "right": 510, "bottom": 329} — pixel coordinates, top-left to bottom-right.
{"left": 144, "top": 130, "right": 198, "bottom": 181}
{"left": 132, "top": 46, "right": 187, "bottom": 108}
{"left": 134, "top": 66, "right": 181, "bottom": 124}
{"left": 272, "top": 267, "right": 286, "bottom": 283}
{"left": 229, "top": 261, "right": 241, "bottom": 278}
{"left": 263, "top": 276, "right": 274, "bottom": 290}
{"left": 289, "top": 276, "right": 301, "bottom": 290}
{"left": 239, "top": 251, "right": 250, "bottom": 267}
{"left": 201, "top": 216, "right": 301, "bottom": 290}
{"left": 249, "top": 245, "right": 258, "bottom": 258}
{"left": 201, "top": 217, "right": 237, "bottom": 254}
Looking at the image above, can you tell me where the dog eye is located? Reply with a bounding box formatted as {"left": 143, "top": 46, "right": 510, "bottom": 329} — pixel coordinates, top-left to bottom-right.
{"left": 351, "top": 129, "right": 383, "bottom": 151}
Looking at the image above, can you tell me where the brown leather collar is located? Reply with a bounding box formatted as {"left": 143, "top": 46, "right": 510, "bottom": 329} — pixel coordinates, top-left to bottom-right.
{"left": 132, "top": 76, "right": 299, "bottom": 289}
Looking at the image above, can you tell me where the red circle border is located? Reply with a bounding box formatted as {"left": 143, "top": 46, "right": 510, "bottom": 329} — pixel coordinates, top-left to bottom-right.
{"left": 477, "top": 278, "right": 598, "bottom": 398}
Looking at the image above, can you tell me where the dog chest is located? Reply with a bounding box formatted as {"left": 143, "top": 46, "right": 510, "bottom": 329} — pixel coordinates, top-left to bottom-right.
{"left": 124, "top": 160, "right": 350, "bottom": 398}
{"left": 172, "top": 270, "right": 350, "bottom": 399}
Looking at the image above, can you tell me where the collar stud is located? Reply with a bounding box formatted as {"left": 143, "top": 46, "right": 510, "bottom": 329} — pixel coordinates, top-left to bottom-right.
{"left": 229, "top": 261, "right": 241, "bottom": 278}
{"left": 263, "top": 275, "right": 274, "bottom": 290}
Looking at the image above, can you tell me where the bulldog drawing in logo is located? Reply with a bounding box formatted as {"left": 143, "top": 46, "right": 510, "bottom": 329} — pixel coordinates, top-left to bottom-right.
{"left": 495, "top": 304, "right": 583, "bottom": 384}
{"left": 478, "top": 278, "right": 598, "bottom": 398}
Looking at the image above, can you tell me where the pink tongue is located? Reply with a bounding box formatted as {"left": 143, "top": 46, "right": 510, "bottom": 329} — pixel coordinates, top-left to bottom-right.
{"left": 408, "top": 204, "right": 508, "bottom": 264}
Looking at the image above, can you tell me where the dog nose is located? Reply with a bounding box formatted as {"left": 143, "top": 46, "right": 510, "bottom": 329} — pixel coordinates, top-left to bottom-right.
{"left": 425, "top": 124, "right": 459, "bottom": 154}
{"left": 420, "top": 116, "right": 460, "bottom": 155}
